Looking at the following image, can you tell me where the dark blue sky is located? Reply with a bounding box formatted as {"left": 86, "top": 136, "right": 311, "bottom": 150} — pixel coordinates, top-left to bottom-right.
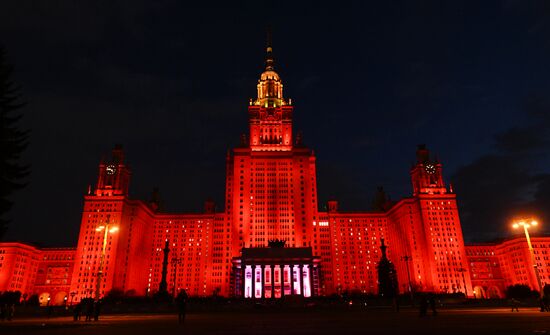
{"left": 1, "top": 0, "right": 550, "bottom": 246}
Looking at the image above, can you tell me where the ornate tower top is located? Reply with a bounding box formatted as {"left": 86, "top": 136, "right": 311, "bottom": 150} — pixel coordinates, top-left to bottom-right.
{"left": 253, "top": 32, "right": 287, "bottom": 108}
{"left": 248, "top": 33, "right": 294, "bottom": 151}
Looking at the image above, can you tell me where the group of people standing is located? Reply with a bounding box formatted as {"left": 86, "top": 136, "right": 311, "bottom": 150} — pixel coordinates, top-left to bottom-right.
{"left": 510, "top": 293, "right": 550, "bottom": 312}
{"left": 540, "top": 294, "right": 550, "bottom": 312}
{"left": 0, "top": 303, "right": 15, "bottom": 321}
{"left": 418, "top": 294, "right": 438, "bottom": 317}
{"left": 72, "top": 298, "right": 101, "bottom": 321}
{"left": 70, "top": 290, "right": 188, "bottom": 324}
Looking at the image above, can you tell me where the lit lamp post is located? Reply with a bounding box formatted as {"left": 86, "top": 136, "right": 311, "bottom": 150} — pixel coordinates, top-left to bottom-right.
{"left": 172, "top": 256, "right": 183, "bottom": 297}
{"left": 401, "top": 255, "right": 414, "bottom": 304}
{"left": 95, "top": 215, "right": 119, "bottom": 301}
{"left": 70, "top": 292, "right": 76, "bottom": 306}
{"left": 512, "top": 219, "right": 543, "bottom": 298}
{"left": 456, "top": 267, "right": 468, "bottom": 298}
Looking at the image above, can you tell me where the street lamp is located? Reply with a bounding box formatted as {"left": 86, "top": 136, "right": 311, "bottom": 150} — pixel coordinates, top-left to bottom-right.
{"left": 456, "top": 268, "right": 468, "bottom": 298}
{"left": 172, "top": 256, "right": 183, "bottom": 297}
{"left": 512, "top": 218, "right": 543, "bottom": 298}
{"left": 401, "top": 255, "right": 414, "bottom": 304}
{"left": 95, "top": 214, "right": 119, "bottom": 301}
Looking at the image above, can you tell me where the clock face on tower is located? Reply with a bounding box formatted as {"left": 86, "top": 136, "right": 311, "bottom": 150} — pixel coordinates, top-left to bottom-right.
{"left": 106, "top": 165, "right": 117, "bottom": 175}
{"left": 424, "top": 164, "right": 436, "bottom": 175}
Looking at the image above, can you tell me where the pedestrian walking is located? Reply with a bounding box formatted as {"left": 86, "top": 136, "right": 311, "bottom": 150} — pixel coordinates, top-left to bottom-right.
{"left": 176, "top": 289, "right": 189, "bottom": 324}
{"left": 429, "top": 295, "right": 437, "bottom": 316}
{"left": 93, "top": 300, "right": 101, "bottom": 321}
{"left": 0, "top": 303, "right": 6, "bottom": 321}
{"left": 393, "top": 296, "right": 400, "bottom": 312}
{"left": 73, "top": 302, "right": 82, "bottom": 321}
{"left": 510, "top": 298, "right": 520, "bottom": 312}
{"left": 85, "top": 299, "right": 94, "bottom": 321}
{"left": 419, "top": 295, "right": 428, "bottom": 317}
{"left": 8, "top": 303, "right": 15, "bottom": 321}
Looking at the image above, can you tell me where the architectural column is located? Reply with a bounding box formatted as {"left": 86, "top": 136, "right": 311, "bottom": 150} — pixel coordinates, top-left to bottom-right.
{"left": 308, "top": 263, "right": 317, "bottom": 297}
{"left": 241, "top": 264, "right": 246, "bottom": 298}
{"left": 271, "top": 264, "right": 275, "bottom": 299}
{"left": 280, "top": 265, "right": 285, "bottom": 298}
{"left": 299, "top": 264, "right": 304, "bottom": 296}
{"left": 260, "top": 264, "right": 265, "bottom": 299}
{"left": 251, "top": 264, "right": 256, "bottom": 299}
{"left": 290, "top": 264, "right": 295, "bottom": 295}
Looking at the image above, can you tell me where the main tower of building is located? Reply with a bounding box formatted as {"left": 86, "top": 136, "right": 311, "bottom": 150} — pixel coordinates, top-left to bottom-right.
{"left": 225, "top": 39, "right": 319, "bottom": 255}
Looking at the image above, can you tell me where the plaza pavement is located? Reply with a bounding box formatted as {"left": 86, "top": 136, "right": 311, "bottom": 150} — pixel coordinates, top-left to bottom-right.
{"left": 0, "top": 307, "right": 548, "bottom": 335}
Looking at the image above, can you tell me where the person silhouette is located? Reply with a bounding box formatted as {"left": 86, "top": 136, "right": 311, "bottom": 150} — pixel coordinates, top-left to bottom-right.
{"left": 419, "top": 295, "right": 428, "bottom": 317}
{"left": 73, "top": 302, "right": 82, "bottom": 321}
{"left": 93, "top": 300, "right": 101, "bottom": 321}
{"left": 429, "top": 295, "right": 437, "bottom": 316}
{"left": 85, "top": 299, "right": 94, "bottom": 321}
{"left": 511, "top": 298, "right": 520, "bottom": 312}
{"left": 176, "top": 289, "right": 189, "bottom": 324}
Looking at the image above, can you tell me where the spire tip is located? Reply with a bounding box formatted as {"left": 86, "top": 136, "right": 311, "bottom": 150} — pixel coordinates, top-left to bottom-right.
{"left": 265, "top": 26, "right": 274, "bottom": 71}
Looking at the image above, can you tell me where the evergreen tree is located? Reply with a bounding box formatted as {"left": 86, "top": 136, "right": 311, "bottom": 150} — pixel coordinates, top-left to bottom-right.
{"left": 0, "top": 47, "right": 29, "bottom": 240}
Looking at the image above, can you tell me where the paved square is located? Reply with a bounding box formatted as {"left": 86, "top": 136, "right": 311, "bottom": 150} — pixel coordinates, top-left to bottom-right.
{"left": 0, "top": 307, "right": 549, "bottom": 335}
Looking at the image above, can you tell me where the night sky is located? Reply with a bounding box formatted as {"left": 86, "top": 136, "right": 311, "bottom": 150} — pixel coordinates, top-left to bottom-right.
{"left": 1, "top": 1, "right": 550, "bottom": 246}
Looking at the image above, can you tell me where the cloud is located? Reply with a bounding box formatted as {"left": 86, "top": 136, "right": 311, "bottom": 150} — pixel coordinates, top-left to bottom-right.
{"left": 453, "top": 94, "right": 550, "bottom": 242}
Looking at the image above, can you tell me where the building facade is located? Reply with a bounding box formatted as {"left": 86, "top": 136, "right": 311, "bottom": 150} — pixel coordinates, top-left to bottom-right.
{"left": 0, "top": 243, "right": 75, "bottom": 305}
{"left": 1, "top": 43, "right": 550, "bottom": 303}
{"left": 67, "top": 139, "right": 476, "bottom": 302}
{"left": 466, "top": 237, "right": 550, "bottom": 299}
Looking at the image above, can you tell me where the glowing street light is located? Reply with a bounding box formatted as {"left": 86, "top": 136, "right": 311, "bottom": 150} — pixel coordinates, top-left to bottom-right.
{"left": 512, "top": 218, "right": 543, "bottom": 298}
{"left": 171, "top": 256, "right": 183, "bottom": 297}
{"left": 401, "top": 255, "right": 414, "bottom": 304}
{"left": 456, "top": 267, "right": 468, "bottom": 298}
{"left": 69, "top": 291, "right": 76, "bottom": 306}
{"left": 95, "top": 214, "right": 118, "bottom": 301}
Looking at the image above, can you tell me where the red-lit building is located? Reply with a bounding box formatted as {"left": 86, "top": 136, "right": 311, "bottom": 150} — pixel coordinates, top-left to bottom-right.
{"left": 466, "top": 237, "right": 550, "bottom": 298}
{"left": 0, "top": 243, "right": 41, "bottom": 295}
{"left": 64, "top": 43, "right": 475, "bottom": 301}
{"left": 34, "top": 248, "right": 76, "bottom": 306}
{"left": 0, "top": 243, "right": 75, "bottom": 305}
{"left": 1, "top": 42, "right": 550, "bottom": 303}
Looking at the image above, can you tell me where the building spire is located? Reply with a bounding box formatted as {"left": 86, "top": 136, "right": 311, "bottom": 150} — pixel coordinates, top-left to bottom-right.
{"left": 265, "top": 26, "right": 274, "bottom": 71}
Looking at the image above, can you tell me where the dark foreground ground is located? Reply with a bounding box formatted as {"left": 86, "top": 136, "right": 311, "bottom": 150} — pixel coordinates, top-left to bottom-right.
{"left": 0, "top": 307, "right": 548, "bottom": 335}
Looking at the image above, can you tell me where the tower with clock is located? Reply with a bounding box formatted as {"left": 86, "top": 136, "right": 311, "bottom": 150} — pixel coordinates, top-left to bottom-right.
{"left": 95, "top": 144, "right": 131, "bottom": 196}
{"left": 410, "top": 144, "right": 447, "bottom": 196}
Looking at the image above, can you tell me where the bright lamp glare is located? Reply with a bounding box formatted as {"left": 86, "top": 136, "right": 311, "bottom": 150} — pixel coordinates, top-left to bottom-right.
{"left": 531, "top": 220, "right": 538, "bottom": 226}
{"left": 96, "top": 226, "right": 105, "bottom": 231}
{"left": 109, "top": 227, "right": 119, "bottom": 233}
{"left": 512, "top": 223, "right": 519, "bottom": 229}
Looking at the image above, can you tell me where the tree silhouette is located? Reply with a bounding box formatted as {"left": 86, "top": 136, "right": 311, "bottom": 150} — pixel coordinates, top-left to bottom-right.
{"left": 505, "top": 284, "right": 538, "bottom": 300}
{"left": 0, "top": 46, "right": 29, "bottom": 240}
